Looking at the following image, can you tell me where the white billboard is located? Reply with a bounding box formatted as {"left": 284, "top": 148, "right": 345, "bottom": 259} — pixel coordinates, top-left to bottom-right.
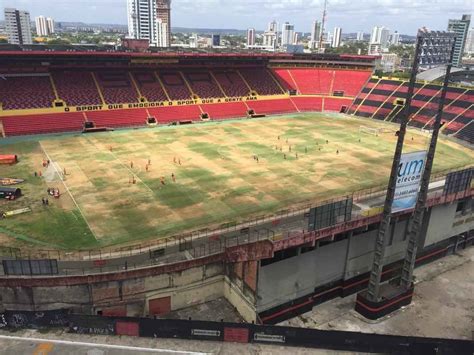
{"left": 392, "top": 151, "right": 427, "bottom": 213}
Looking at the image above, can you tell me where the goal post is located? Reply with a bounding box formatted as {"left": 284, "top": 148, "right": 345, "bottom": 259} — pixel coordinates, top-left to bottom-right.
{"left": 359, "top": 126, "right": 393, "bottom": 136}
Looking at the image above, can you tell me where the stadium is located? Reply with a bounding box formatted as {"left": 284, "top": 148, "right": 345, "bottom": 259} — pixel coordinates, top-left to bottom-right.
{"left": 0, "top": 46, "right": 473, "bottom": 330}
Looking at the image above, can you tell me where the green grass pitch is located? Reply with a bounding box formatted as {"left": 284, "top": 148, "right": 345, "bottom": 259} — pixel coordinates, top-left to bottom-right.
{"left": 0, "top": 113, "right": 472, "bottom": 251}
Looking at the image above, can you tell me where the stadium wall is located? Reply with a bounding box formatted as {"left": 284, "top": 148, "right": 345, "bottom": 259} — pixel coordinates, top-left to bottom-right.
{"left": 0, "top": 196, "right": 471, "bottom": 323}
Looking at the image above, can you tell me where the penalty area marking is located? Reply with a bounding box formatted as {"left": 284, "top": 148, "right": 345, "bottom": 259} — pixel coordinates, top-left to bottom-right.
{"left": 83, "top": 135, "right": 155, "bottom": 195}
{"left": 38, "top": 141, "right": 99, "bottom": 241}
{"left": 0, "top": 334, "right": 209, "bottom": 354}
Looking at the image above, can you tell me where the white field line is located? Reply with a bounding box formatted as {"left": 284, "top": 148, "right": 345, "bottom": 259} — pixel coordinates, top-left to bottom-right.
{"left": 0, "top": 334, "right": 209, "bottom": 354}
{"left": 84, "top": 135, "right": 155, "bottom": 195}
{"left": 38, "top": 141, "right": 99, "bottom": 241}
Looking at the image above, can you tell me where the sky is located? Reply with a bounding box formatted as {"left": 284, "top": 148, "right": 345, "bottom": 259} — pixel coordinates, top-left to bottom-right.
{"left": 0, "top": 0, "right": 472, "bottom": 34}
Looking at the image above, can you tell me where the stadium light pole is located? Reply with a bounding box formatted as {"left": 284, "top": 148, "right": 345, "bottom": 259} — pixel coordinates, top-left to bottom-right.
{"left": 399, "top": 31, "right": 457, "bottom": 290}
{"left": 363, "top": 31, "right": 424, "bottom": 303}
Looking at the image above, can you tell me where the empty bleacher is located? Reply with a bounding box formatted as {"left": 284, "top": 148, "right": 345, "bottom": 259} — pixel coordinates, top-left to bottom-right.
{"left": 95, "top": 71, "right": 139, "bottom": 104}
{"left": 148, "top": 105, "right": 202, "bottom": 124}
{"left": 351, "top": 78, "right": 474, "bottom": 144}
{"left": 239, "top": 68, "right": 284, "bottom": 95}
{"left": 200, "top": 101, "right": 248, "bottom": 120}
{"left": 212, "top": 70, "right": 250, "bottom": 97}
{"left": 1, "top": 112, "right": 84, "bottom": 136}
{"left": 132, "top": 72, "right": 169, "bottom": 102}
{"left": 248, "top": 99, "right": 296, "bottom": 115}
{"left": 158, "top": 71, "right": 193, "bottom": 100}
{"left": 291, "top": 97, "right": 323, "bottom": 112}
{"left": 324, "top": 98, "right": 353, "bottom": 112}
{"left": 53, "top": 71, "right": 102, "bottom": 106}
{"left": 86, "top": 109, "right": 148, "bottom": 128}
{"left": 183, "top": 71, "right": 224, "bottom": 98}
{"left": 0, "top": 75, "right": 55, "bottom": 109}
{"left": 332, "top": 70, "right": 371, "bottom": 97}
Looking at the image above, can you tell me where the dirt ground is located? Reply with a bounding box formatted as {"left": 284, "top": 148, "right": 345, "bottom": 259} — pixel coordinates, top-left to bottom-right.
{"left": 1, "top": 113, "right": 473, "bottom": 249}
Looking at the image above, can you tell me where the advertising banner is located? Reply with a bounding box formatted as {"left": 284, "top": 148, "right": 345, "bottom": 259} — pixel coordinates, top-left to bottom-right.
{"left": 392, "top": 151, "right": 427, "bottom": 213}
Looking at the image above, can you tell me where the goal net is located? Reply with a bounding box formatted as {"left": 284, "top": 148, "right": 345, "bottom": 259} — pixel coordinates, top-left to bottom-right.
{"left": 359, "top": 126, "right": 382, "bottom": 136}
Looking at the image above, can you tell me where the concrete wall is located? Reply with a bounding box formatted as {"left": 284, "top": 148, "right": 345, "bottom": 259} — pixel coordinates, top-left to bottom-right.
{"left": 257, "top": 201, "right": 473, "bottom": 313}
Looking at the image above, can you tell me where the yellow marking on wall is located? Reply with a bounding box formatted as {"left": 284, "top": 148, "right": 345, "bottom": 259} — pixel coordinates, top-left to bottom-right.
{"left": 236, "top": 69, "right": 253, "bottom": 94}
{"left": 179, "top": 71, "right": 197, "bottom": 98}
{"left": 209, "top": 71, "right": 228, "bottom": 98}
{"left": 424, "top": 89, "right": 468, "bottom": 129}
{"left": 91, "top": 72, "right": 106, "bottom": 105}
{"left": 154, "top": 71, "right": 171, "bottom": 102}
{"left": 267, "top": 68, "right": 286, "bottom": 94}
{"left": 353, "top": 78, "right": 381, "bottom": 115}
{"left": 442, "top": 104, "right": 473, "bottom": 133}
{"left": 129, "top": 72, "right": 145, "bottom": 102}
{"left": 48, "top": 75, "right": 59, "bottom": 100}
{"left": 371, "top": 80, "right": 405, "bottom": 119}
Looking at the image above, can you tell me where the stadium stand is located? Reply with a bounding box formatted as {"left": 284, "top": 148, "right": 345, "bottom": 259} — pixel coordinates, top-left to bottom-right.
{"left": 52, "top": 71, "right": 102, "bottom": 106}
{"left": 94, "top": 71, "right": 139, "bottom": 104}
{"left": 212, "top": 70, "right": 250, "bottom": 97}
{"left": 324, "top": 98, "right": 353, "bottom": 112}
{"left": 280, "top": 68, "right": 334, "bottom": 95}
{"left": 0, "top": 75, "right": 55, "bottom": 109}
{"left": 148, "top": 105, "right": 202, "bottom": 124}
{"left": 158, "top": 71, "right": 193, "bottom": 100}
{"left": 132, "top": 72, "right": 169, "bottom": 102}
{"left": 332, "top": 70, "right": 371, "bottom": 96}
{"left": 291, "top": 97, "right": 323, "bottom": 112}
{"left": 183, "top": 71, "right": 224, "bottom": 98}
{"left": 248, "top": 99, "right": 297, "bottom": 115}
{"left": 239, "top": 68, "right": 284, "bottom": 95}
{"left": 86, "top": 109, "right": 148, "bottom": 128}
{"left": 351, "top": 78, "right": 474, "bottom": 144}
{"left": 200, "top": 101, "right": 248, "bottom": 119}
{"left": 1, "top": 112, "right": 84, "bottom": 135}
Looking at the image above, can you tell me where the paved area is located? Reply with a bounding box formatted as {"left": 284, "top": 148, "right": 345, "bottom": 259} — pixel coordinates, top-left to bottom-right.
{"left": 0, "top": 331, "right": 361, "bottom": 355}
{"left": 279, "top": 247, "right": 474, "bottom": 341}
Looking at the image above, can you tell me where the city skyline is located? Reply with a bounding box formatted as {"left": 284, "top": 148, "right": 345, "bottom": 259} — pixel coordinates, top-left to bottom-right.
{"left": 0, "top": 0, "right": 472, "bottom": 35}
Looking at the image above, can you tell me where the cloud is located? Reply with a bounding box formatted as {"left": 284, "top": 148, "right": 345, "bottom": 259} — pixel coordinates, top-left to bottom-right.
{"left": 1, "top": 0, "right": 472, "bottom": 33}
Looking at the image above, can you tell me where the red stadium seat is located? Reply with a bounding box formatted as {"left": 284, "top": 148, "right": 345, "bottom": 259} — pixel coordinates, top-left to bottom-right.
{"left": 239, "top": 68, "right": 284, "bottom": 95}
{"left": 1, "top": 112, "right": 85, "bottom": 136}
{"left": 95, "top": 71, "right": 139, "bottom": 104}
{"left": 53, "top": 71, "right": 102, "bottom": 106}
{"left": 86, "top": 109, "right": 148, "bottom": 128}
{"left": 0, "top": 75, "right": 55, "bottom": 109}
{"left": 200, "top": 101, "right": 248, "bottom": 119}
{"left": 212, "top": 70, "right": 250, "bottom": 97}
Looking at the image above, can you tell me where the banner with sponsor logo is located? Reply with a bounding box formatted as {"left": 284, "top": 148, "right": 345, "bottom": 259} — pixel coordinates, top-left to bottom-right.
{"left": 392, "top": 151, "right": 427, "bottom": 213}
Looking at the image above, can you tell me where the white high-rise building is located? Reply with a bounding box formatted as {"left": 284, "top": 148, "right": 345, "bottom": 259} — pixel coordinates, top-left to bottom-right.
{"left": 310, "top": 20, "right": 321, "bottom": 49}
{"left": 263, "top": 20, "right": 278, "bottom": 48}
{"left": 4, "top": 8, "right": 32, "bottom": 44}
{"left": 127, "top": 0, "right": 171, "bottom": 47}
{"left": 293, "top": 32, "right": 299, "bottom": 45}
{"left": 247, "top": 28, "right": 256, "bottom": 46}
{"left": 281, "top": 22, "right": 294, "bottom": 46}
{"left": 369, "top": 26, "right": 390, "bottom": 54}
{"left": 390, "top": 31, "right": 400, "bottom": 46}
{"left": 448, "top": 14, "right": 471, "bottom": 66}
{"left": 47, "top": 17, "right": 55, "bottom": 34}
{"left": 35, "top": 16, "right": 54, "bottom": 36}
{"left": 332, "top": 27, "right": 342, "bottom": 47}
{"left": 466, "top": 28, "right": 474, "bottom": 55}
{"left": 356, "top": 31, "right": 364, "bottom": 41}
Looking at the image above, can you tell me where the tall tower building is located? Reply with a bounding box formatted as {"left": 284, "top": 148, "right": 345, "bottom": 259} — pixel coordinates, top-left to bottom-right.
{"left": 247, "top": 28, "right": 256, "bottom": 46}
{"left": 332, "top": 27, "right": 342, "bottom": 48}
{"left": 356, "top": 31, "right": 364, "bottom": 41}
{"left": 263, "top": 20, "right": 278, "bottom": 49}
{"left": 390, "top": 31, "right": 400, "bottom": 46}
{"left": 466, "top": 28, "right": 474, "bottom": 55}
{"left": 4, "top": 8, "right": 32, "bottom": 45}
{"left": 448, "top": 14, "right": 471, "bottom": 66}
{"left": 35, "top": 16, "right": 54, "bottom": 36}
{"left": 127, "top": 0, "right": 171, "bottom": 48}
{"left": 310, "top": 21, "right": 321, "bottom": 49}
{"left": 369, "top": 26, "right": 390, "bottom": 54}
{"left": 281, "top": 22, "right": 295, "bottom": 46}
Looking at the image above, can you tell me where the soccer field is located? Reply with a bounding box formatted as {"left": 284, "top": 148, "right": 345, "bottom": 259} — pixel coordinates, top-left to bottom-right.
{"left": 1, "top": 113, "right": 472, "bottom": 251}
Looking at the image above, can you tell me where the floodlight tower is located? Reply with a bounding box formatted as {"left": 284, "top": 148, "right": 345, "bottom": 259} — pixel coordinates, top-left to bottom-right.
{"left": 355, "top": 29, "right": 457, "bottom": 320}
{"left": 319, "top": 0, "right": 328, "bottom": 50}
